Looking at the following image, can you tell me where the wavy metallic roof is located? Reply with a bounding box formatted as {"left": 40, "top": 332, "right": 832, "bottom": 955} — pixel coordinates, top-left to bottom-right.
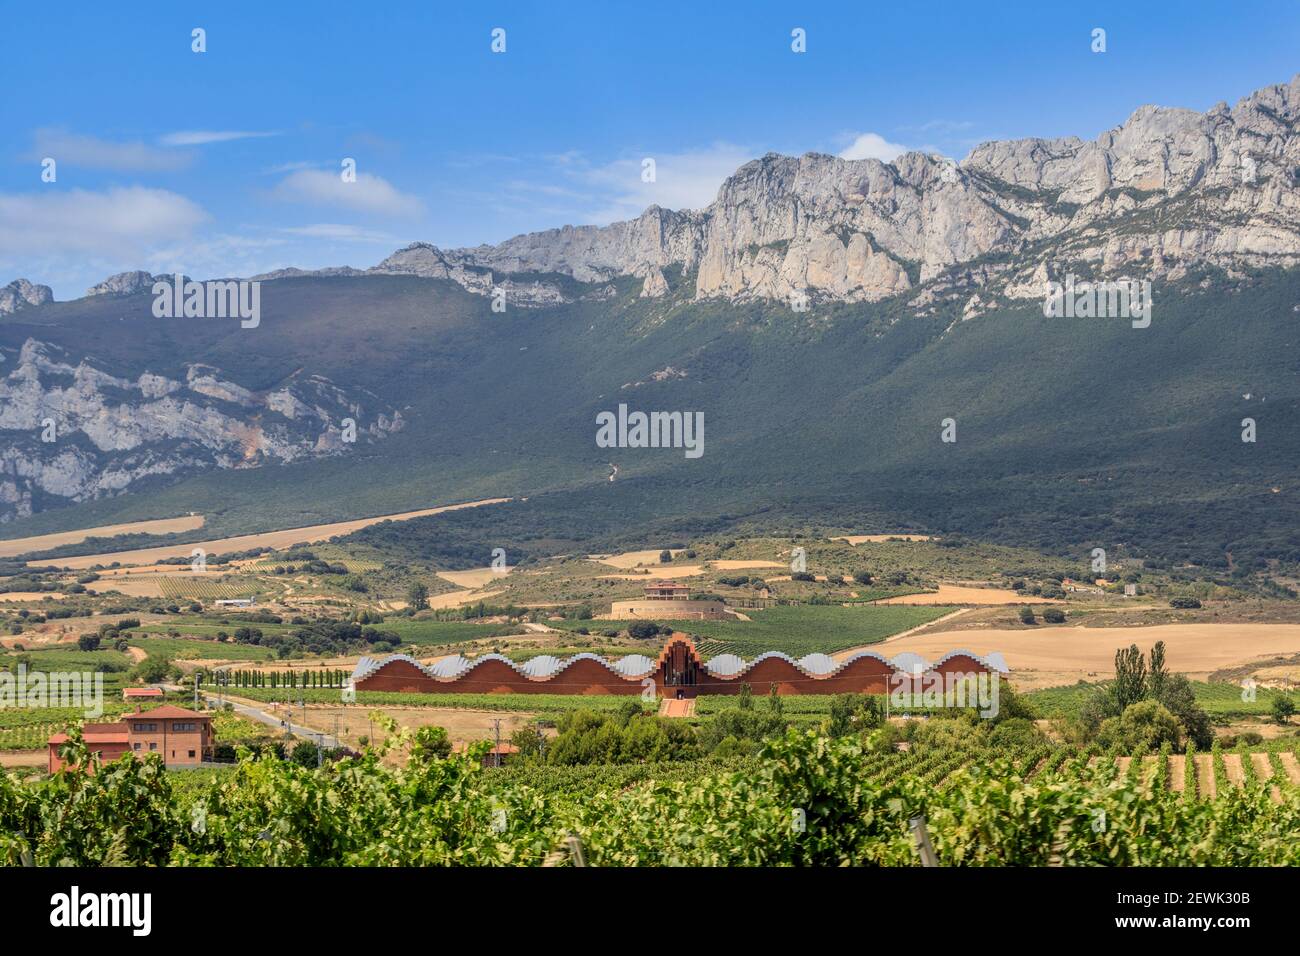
{"left": 350, "top": 650, "right": 657, "bottom": 684}
{"left": 351, "top": 645, "right": 1008, "bottom": 686}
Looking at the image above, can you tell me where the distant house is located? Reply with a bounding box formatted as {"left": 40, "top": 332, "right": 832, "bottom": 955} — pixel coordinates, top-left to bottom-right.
{"left": 1123, "top": 583, "right": 1138, "bottom": 597}
{"left": 48, "top": 704, "right": 214, "bottom": 774}
{"left": 214, "top": 598, "right": 255, "bottom": 608}
{"left": 1062, "top": 578, "right": 1103, "bottom": 594}
{"left": 453, "top": 741, "right": 520, "bottom": 768}
{"left": 122, "top": 687, "right": 164, "bottom": 702}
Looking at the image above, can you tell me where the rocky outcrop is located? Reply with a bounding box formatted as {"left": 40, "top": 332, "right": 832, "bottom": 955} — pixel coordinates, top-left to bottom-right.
{"left": 0, "top": 279, "right": 53, "bottom": 315}
{"left": 0, "top": 338, "right": 404, "bottom": 523}
{"left": 85, "top": 271, "right": 157, "bottom": 297}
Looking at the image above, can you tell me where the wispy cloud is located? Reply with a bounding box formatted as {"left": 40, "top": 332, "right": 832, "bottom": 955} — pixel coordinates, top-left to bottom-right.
{"left": 838, "top": 132, "right": 909, "bottom": 162}
{"left": 273, "top": 168, "right": 425, "bottom": 218}
{"left": 278, "top": 223, "right": 399, "bottom": 242}
{"left": 160, "top": 130, "right": 280, "bottom": 146}
{"left": 260, "top": 160, "right": 324, "bottom": 175}
{"left": 30, "top": 128, "right": 192, "bottom": 172}
{"left": 490, "top": 143, "right": 757, "bottom": 226}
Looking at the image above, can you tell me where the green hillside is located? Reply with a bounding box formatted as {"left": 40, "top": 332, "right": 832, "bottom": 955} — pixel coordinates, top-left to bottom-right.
{"left": 3, "top": 265, "right": 1298, "bottom": 576}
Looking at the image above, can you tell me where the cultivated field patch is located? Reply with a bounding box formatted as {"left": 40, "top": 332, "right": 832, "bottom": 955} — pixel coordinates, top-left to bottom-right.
{"left": 887, "top": 622, "right": 1300, "bottom": 690}
{"left": 874, "top": 585, "right": 1049, "bottom": 605}
{"left": 0, "top": 514, "right": 205, "bottom": 558}
{"left": 32, "top": 498, "right": 510, "bottom": 569}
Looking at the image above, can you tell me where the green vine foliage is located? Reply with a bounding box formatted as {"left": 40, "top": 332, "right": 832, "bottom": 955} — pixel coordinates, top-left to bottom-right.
{"left": 3, "top": 722, "right": 1299, "bottom": 866}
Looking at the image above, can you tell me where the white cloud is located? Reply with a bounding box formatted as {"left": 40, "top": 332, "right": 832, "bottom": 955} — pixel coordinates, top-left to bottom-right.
{"left": 273, "top": 169, "right": 425, "bottom": 219}
{"left": 839, "top": 132, "right": 909, "bottom": 162}
{"left": 30, "top": 128, "right": 191, "bottom": 172}
{"left": 0, "top": 187, "right": 208, "bottom": 257}
{"left": 491, "top": 143, "right": 756, "bottom": 226}
{"left": 160, "top": 130, "right": 280, "bottom": 146}
{"left": 278, "top": 223, "right": 399, "bottom": 243}
{"left": 583, "top": 143, "right": 756, "bottom": 221}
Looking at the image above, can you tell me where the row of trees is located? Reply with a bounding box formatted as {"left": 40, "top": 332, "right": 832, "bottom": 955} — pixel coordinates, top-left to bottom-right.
{"left": 206, "top": 669, "right": 350, "bottom": 690}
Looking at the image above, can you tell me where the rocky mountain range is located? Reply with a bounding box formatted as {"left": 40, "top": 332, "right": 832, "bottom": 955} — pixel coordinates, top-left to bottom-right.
{"left": 263, "top": 72, "right": 1300, "bottom": 315}
{"left": 0, "top": 339, "right": 403, "bottom": 522}
{"left": 2, "top": 75, "right": 1299, "bottom": 536}
{"left": 6, "top": 75, "right": 1300, "bottom": 318}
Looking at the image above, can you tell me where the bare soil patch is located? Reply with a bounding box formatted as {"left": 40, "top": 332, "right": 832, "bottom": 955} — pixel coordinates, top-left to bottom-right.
{"left": 1168, "top": 754, "right": 1186, "bottom": 792}
{"left": 437, "top": 568, "right": 512, "bottom": 589}
{"left": 1278, "top": 752, "right": 1300, "bottom": 785}
{"left": 883, "top": 623, "right": 1300, "bottom": 691}
{"left": 0, "top": 751, "right": 44, "bottom": 768}
{"left": 833, "top": 534, "right": 933, "bottom": 544}
{"left": 426, "top": 588, "right": 505, "bottom": 609}
{"left": 1251, "top": 752, "right": 1275, "bottom": 781}
{"left": 1221, "top": 753, "right": 1246, "bottom": 789}
{"left": 590, "top": 549, "right": 685, "bottom": 569}
{"left": 874, "top": 585, "right": 1049, "bottom": 606}
{"left": 1195, "top": 754, "right": 1216, "bottom": 798}
{"left": 0, "top": 515, "right": 204, "bottom": 558}
{"left": 88, "top": 578, "right": 166, "bottom": 598}
{"left": 595, "top": 564, "right": 707, "bottom": 580}
{"left": 32, "top": 498, "right": 510, "bottom": 570}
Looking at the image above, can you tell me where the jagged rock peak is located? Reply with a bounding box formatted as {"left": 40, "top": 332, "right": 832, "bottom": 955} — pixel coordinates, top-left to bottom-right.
{"left": 0, "top": 279, "right": 54, "bottom": 315}
{"left": 86, "top": 271, "right": 159, "bottom": 297}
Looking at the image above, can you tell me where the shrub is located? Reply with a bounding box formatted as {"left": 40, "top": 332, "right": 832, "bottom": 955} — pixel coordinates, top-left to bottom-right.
{"left": 627, "top": 621, "right": 661, "bottom": 640}
{"left": 1096, "top": 700, "right": 1183, "bottom": 752}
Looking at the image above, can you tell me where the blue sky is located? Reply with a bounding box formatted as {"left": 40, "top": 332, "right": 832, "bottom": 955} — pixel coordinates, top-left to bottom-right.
{"left": 2, "top": 0, "right": 1299, "bottom": 298}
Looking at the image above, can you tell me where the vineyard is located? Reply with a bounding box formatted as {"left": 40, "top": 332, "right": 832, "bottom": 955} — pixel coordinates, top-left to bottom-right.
{"left": 221, "top": 686, "right": 644, "bottom": 716}
{"left": 128, "top": 636, "right": 275, "bottom": 662}
{"left": 0, "top": 701, "right": 152, "bottom": 751}
{"left": 1028, "top": 679, "right": 1293, "bottom": 720}
{"left": 551, "top": 604, "right": 954, "bottom": 658}
{"left": 157, "top": 577, "right": 262, "bottom": 601}
{"left": 4, "top": 727, "right": 1299, "bottom": 866}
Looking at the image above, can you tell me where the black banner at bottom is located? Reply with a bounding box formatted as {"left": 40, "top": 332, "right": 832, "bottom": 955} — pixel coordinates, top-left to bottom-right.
{"left": 2, "top": 865, "right": 1292, "bottom": 943}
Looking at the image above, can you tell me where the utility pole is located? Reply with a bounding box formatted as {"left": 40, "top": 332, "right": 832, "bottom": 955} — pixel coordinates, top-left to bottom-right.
{"left": 492, "top": 718, "right": 502, "bottom": 768}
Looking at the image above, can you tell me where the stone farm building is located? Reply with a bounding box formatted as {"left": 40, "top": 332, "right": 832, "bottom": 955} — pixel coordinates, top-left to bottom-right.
{"left": 351, "top": 633, "right": 1007, "bottom": 699}
{"left": 47, "top": 704, "right": 214, "bottom": 774}
{"left": 607, "top": 580, "right": 730, "bottom": 621}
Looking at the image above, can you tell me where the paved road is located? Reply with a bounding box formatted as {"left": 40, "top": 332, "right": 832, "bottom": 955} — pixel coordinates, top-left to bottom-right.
{"left": 205, "top": 693, "right": 343, "bottom": 749}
